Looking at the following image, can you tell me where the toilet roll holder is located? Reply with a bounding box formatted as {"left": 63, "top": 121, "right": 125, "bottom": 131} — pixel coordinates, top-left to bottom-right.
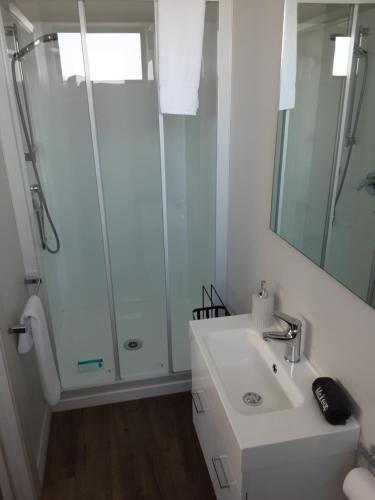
{"left": 359, "top": 444, "right": 375, "bottom": 469}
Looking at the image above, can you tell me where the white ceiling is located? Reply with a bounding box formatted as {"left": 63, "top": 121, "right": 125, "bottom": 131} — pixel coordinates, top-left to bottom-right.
{"left": 7, "top": 1, "right": 155, "bottom": 23}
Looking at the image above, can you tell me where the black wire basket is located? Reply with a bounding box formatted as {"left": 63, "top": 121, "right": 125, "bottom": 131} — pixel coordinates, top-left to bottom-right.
{"left": 192, "top": 285, "right": 231, "bottom": 320}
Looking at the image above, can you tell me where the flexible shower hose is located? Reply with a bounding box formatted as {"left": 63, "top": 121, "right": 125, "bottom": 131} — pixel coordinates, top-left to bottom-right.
{"left": 11, "top": 57, "right": 60, "bottom": 254}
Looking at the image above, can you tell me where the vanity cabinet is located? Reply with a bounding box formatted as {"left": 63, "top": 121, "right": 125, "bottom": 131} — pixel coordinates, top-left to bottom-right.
{"left": 190, "top": 315, "right": 360, "bottom": 500}
{"left": 191, "top": 332, "right": 242, "bottom": 500}
{"left": 191, "top": 333, "right": 242, "bottom": 499}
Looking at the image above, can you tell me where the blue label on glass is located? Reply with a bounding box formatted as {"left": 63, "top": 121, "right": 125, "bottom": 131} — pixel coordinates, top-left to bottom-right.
{"left": 77, "top": 358, "right": 104, "bottom": 373}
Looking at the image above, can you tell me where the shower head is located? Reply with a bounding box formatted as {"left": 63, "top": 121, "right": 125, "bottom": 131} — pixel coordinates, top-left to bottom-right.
{"left": 329, "top": 33, "right": 368, "bottom": 58}
{"left": 13, "top": 33, "right": 58, "bottom": 61}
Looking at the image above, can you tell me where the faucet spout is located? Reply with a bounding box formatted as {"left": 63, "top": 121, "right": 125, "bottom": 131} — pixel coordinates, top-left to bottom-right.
{"left": 263, "top": 331, "right": 293, "bottom": 341}
{"left": 262, "top": 312, "right": 302, "bottom": 363}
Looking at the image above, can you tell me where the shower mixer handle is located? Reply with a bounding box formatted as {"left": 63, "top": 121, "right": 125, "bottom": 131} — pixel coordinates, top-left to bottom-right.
{"left": 357, "top": 171, "right": 375, "bottom": 195}
{"left": 30, "top": 184, "right": 47, "bottom": 249}
{"left": 30, "top": 184, "right": 41, "bottom": 209}
{"left": 25, "top": 145, "right": 37, "bottom": 163}
{"left": 345, "top": 135, "right": 357, "bottom": 147}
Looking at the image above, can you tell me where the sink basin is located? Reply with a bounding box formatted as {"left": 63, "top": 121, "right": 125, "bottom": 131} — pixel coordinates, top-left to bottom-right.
{"left": 190, "top": 314, "right": 360, "bottom": 500}
{"left": 205, "top": 329, "right": 303, "bottom": 415}
{"left": 190, "top": 313, "right": 359, "bottom": 452}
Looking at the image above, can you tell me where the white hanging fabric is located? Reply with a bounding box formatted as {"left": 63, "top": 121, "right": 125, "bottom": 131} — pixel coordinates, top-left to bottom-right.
{"left": 279, "top": 0, "right": 297, "bottom": 110}
{"left": 155, "top": 0, "right": 206, "bottom": 115}
{"left": 19, "top": 296, "right": 61, "bottom": 406}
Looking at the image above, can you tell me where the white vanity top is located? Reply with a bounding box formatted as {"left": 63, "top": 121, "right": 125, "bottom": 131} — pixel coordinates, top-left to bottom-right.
{"left": 190, "top": 314, "right": 360, "bottom": 469}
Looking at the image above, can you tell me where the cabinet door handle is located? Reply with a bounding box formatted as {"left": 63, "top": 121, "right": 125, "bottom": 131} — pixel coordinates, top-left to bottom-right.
{"left": 191, "top": 391, "right": 205, "bottom": 414}
{"left": 212, "top": 456, "right": 231, "bottom": 489}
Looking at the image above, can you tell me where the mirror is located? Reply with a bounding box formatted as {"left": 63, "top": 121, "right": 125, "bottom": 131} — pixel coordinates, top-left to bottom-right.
{"left": 272, "top": 2, "right": 375, "bottom": 307}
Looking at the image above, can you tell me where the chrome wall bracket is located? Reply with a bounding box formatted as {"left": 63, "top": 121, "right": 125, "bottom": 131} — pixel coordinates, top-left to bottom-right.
{"left": 24, "top": 151, "right": 35, "bottom": 162}
{"left": 24, "top": 276, "right": 41, "bottom": 286}
{"left": 358, "top": 444, "right": 375, "bottom": 469}
{"left": 24, "top": 276, "right": 42, "bottom": 295}
{"left": 4, "top": 25, "right": 16, "bottom": 37}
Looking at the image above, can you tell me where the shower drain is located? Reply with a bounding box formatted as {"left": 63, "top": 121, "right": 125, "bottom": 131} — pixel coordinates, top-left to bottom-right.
{"left": 123, "top": 339, "right": 143, "bottom": 351}
{"left": 243, "top": 392, "right": 263, "bottom": 406}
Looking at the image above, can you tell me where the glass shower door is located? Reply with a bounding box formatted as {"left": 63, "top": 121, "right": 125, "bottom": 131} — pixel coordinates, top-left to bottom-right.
{"left": 6, "top": 1, "right": 116, "bottom": 388}
{"left": 5, "top": 0, "right": 220, "bottom": 385}
{"left": 164, "top": 3, "right": 218, "bottom": 371}
{"left": 84, "top": 1, "right": 169, "bottom": 380}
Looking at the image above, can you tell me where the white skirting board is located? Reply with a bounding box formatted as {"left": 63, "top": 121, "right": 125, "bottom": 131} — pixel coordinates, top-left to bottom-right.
{"left": 53, "top": 373, "right": 192, "bottom": 412}
{"left": 36, "top": 407, "right": 51, "bottom": 482}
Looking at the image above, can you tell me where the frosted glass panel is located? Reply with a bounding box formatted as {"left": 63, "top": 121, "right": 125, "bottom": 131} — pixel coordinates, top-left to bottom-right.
{"left": 10, "top": 2, "right": 116, "bottom": 388}
{"left": 85, "top": 1, "right": 169, "bottom": 380}
{"left": 164, "top": 4, "right": 218, "bottom": 371}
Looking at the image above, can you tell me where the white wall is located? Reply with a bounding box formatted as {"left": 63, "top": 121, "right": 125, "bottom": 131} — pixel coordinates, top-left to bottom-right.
{"left": 226, "top": 0, "right": 375, "bottom": 447}
{"left": 0, "top": 142, "right": 49, "bottom": 480}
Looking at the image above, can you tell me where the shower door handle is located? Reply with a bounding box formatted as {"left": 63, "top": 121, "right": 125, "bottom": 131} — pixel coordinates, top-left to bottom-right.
{"left": 30, "top": 184, "right": 47, "bottom": 249}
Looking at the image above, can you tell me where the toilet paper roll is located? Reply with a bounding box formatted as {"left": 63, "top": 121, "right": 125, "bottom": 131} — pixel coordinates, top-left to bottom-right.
{"left": 343, "top": 467, "right": 375, "bottom": 500}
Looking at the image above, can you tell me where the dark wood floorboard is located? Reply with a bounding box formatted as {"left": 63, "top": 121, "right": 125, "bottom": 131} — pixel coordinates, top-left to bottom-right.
{"left": 43, "top": 392, "right": 216, "bottom": 500}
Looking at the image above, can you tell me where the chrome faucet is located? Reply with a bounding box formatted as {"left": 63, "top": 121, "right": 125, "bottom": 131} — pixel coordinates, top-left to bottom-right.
{"left": 263, "top": 312, "right": 302, "bottom": 363}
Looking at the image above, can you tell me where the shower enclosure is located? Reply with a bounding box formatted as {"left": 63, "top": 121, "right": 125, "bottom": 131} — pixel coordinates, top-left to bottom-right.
{"left": 1, "top": 0, "right": 228, "bottom": 389}
{"left": 272, "top": 2, "right": 375, "bottom": 306}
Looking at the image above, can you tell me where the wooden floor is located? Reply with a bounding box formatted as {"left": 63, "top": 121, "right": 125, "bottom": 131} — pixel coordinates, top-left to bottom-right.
{"left": 43, "top": 392, "right": 216, "bottom": 500}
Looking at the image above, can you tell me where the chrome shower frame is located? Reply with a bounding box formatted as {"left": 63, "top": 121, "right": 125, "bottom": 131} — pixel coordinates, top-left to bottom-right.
{"left": 5, "top": 24, "right": 35, "bottom": 149}
{"left": 7, "top": 25, "right": 61, "bottom": 253}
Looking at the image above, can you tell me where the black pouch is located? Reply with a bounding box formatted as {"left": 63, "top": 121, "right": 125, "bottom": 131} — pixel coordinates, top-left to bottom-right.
{"left": 312, "top": 377, "right": 352, "bottom": 425}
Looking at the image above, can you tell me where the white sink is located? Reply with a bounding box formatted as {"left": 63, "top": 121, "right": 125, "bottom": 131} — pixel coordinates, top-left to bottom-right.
{"left": 190, "top": 314, "right": 360, "bottom": 499}
{"left": 205, "top": 329, "right": 304, "bottom": 415}
{"left": 190, "top": 314, "right": 359, "bottom": 465}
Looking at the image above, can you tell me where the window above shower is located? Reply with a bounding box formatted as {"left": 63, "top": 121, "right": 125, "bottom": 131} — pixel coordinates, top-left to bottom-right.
{"left": 57, "top": 29, "right": 154, "bottom": 84}
{"left": 59, "top": 33, "right": 143, "bottom": 82}
{"left": 12, "top": 1, "right": 155, "bottom": 84}
{"left": 271, "top": 2, "right": 375, "bottom": 308}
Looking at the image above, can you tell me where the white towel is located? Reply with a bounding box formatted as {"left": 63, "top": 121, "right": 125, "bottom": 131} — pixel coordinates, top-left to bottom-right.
{"left": 155, "top": 0, "right": 206, "bottom": 115}
{"left": 279, "top": 0, "right": 297, "bottom": 110}
{"left": 19, "top": 296, "right": 61, "bottom": 406}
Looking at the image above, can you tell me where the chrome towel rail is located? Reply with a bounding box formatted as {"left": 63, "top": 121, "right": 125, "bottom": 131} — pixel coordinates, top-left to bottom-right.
{"left": 9, "top": 324, "right": 26, "bottom": 335}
